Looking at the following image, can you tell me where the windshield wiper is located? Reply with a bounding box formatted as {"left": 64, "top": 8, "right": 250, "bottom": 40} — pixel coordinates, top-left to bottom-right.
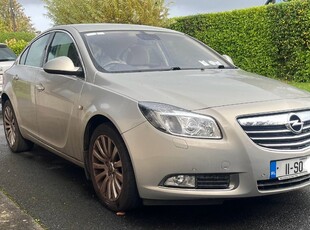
{"left": 0, "top": 58, "right": 15, "bottom": 61}
{"left": 170, "top": 66, "right": 182, "bottom": 71}
{"left": 200, "top": 65, "right": 231, "bottom": 70}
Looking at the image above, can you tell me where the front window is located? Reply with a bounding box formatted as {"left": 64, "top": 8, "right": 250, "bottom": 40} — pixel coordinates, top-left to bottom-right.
{"left": 83, "top": 31, "right": 232, "bottom": 73}
{"left": 47, "top": 32, "right": 81, "bottom": 68}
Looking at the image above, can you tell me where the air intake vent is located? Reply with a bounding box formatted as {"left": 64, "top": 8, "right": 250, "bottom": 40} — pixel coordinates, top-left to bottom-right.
{"left": 258, "top": 174, "right": 310, "bottom": 191}
{"left": 238, "top": 111, "right": 310, "bottom": 150}
{"left": 196, "top": 174, "right": 230, "bottom": 189}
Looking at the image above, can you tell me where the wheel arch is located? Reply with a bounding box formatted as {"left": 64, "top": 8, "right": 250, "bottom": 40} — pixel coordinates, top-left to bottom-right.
{"left": 83, "top": 114, "right": 118, "bottom": 152}
{"left": 83, "top": 114, "right": 136, "bottom": 180}
{"left": 1, "top": 93, "right": 10, "bottom": 106}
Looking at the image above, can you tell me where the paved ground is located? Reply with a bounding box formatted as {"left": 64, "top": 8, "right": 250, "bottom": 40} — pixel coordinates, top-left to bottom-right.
{"left": 0, "top": 191, "right": 43, "bottom": 230}
{"left": 0, "top": 105, "right": 310, "bottom": 229}
{"left": 0, "top": 107, "right": 44, "bottom": 230}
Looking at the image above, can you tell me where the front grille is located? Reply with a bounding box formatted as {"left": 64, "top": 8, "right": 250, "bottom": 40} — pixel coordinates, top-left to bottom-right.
{"left": 257, "top": 174, "right": 310, "bottom": 191}
{"left": 196, "top": 174, "right": 230, "bottom": 189}
{"left": 238, "top": 110, "right": 310, "bottom": 150}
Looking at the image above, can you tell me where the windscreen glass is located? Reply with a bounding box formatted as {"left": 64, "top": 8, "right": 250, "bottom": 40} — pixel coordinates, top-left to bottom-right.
{"left": 83, "top": 31, "right": 231, "bottom": 72}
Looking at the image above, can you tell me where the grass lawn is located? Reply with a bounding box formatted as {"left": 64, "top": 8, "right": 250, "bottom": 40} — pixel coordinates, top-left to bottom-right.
{"left": 287, "top": 82, "right": 310, "bottom": 92}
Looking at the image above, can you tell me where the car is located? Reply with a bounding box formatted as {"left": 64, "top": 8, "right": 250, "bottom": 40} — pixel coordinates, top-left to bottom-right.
{"left": 2, "top": 24, "right": 310, "bottom": 212}
{"left": 0, "top": 43, "right": 16, "bottom": 93}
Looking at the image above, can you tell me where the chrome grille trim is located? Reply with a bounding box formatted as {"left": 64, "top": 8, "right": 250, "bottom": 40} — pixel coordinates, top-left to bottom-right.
{"left": 251, "top": 132, "right": 310, "bottom": 141}
{"left": 245, "top": 129, "right": 291, "bottom": 134}
{"left": 262, "top": 139, "right": 310, "bottom": 148}
{"left": 238, "top": 110, "right": 310, "bottom": 150}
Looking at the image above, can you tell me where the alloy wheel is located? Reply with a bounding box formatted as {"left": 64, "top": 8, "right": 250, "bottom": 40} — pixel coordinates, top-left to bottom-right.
{"left": 3, "top": 105, "right": 16, "bottom": 147}
{"left": 91, "top": 135, "right": 123, "bottom": 202}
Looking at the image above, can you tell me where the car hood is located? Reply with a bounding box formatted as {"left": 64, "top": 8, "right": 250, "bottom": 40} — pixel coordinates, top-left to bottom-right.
{"left": 95, "top": 69, "right": 310, "bottom": 110}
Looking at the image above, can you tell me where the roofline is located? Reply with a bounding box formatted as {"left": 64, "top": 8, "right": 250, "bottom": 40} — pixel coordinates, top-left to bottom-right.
{"left": 44, "top": 23, "right": 181, "bottom": 34}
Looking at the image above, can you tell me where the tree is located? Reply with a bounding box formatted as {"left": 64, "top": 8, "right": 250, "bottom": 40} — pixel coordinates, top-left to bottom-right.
{"left": 0, "top": 0, "right": 34, "bottom": 32}
{"left": 0, "top": 19, "right": 8, "bottom": 32}
{"left": 43, "top": 0, "right": 170, "bottom": 27}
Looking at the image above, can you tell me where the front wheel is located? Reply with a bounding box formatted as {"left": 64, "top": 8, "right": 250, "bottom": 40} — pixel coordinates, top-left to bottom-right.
{"left": 2, "top": 100, "right": 33, "bottom": 152}
{"left": 88, "top": 123, "right": 140, "bottom": 211}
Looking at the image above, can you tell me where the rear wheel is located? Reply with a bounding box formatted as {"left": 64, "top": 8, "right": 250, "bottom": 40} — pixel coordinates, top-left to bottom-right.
{"left": 88, "top": 123, "right": 140, "bottom": 211}
{"left": 3, "top": 100, "right": 33, "bottom": 152}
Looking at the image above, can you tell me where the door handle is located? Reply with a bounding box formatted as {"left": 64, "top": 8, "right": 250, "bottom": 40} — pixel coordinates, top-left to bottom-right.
{"left": 35, "top": 84, "right": 45, "bottom": 92}
{"left": 13, "top": 75, "right": 19, "bottom": 81}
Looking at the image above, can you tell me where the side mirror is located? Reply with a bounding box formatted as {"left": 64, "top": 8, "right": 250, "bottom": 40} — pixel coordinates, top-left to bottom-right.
{"left": 222, "top": 55, "right": 235, "bottom": 66}
{"left": 43, "top": 56, "right": 83, "bottom": 77}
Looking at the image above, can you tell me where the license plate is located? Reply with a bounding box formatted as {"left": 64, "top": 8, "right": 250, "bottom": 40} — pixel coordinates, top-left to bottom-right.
{"left": 270, "top": 156, "right": 309, "bottom": 180}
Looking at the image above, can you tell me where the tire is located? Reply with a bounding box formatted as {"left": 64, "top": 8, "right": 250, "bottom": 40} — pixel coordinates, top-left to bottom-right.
{"left": 2, "top": 100, "right": 34, "bottom": 153}
{"left": 88, "top": 123, "right": 141, "bottom": 211}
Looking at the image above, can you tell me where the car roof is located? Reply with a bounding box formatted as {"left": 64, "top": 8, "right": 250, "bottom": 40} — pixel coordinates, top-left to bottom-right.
{"left": 48, "top": 23, "right": 181, "bottom": 34}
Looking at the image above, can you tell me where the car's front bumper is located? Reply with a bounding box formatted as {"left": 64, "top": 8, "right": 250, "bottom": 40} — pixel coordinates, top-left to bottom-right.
{"left": 122, "top": 99, "right": 310, "bottom": 202}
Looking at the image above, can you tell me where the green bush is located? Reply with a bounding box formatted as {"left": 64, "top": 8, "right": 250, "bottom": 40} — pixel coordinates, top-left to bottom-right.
{"left": 267, "top": 1, "right": 310, "bottom": 82}
{"left": 5, "top": 39, "right": 29, "bottom": 55}
{"left": 0, "top": 32, "right": 35, "bottom": 55}
{"left": 169, "top": 0, "right": 310, "bottom": 82}
{"left": 0, "top": 32, "right": 35, "bottom": 43}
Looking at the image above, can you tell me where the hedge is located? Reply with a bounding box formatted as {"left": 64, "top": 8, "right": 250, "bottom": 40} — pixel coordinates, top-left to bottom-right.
{"left": 169, "top": 0, "right": 310, "bottom": 82}
{"left": 0, "top": 32, "right": 35, "bottom": 55}
{"left": 267, "top": 1, "right": 310, "bottom": 82}
{"left": 0, "top": 32, "right": 35, "bottom": 43}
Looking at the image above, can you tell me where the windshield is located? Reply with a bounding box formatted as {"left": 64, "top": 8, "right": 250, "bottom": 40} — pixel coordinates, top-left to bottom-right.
{"left": 83, "top": 31, "right": 232, "bottom": 73}
{"left": 0, "top": 45, "right": 17, "bottom": 61}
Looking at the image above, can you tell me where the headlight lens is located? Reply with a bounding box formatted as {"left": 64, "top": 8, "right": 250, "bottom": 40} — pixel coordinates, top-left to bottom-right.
{"left": 138, "top": 102, "right": 222, "bottom": 139}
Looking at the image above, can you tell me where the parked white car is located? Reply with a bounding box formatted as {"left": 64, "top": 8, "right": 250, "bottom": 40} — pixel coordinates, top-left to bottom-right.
{"left": 0, "top": 43, "right": 16, "bottom": 93}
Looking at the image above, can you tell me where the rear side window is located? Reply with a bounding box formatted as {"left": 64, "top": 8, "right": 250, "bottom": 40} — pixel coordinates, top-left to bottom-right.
{"left": 19, "top": 47, "right": 29, "bottom": 65}
{"left": 25, "top": 34, "right": 50, "bottom": 67}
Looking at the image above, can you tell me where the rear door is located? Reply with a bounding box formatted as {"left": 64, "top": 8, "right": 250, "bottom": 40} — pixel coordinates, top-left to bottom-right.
{"left": 10, "top": 34, "right": 51, "bottom": 136}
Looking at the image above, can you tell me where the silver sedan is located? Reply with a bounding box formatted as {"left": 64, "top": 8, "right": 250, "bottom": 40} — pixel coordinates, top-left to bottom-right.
{"left": 2, "top": 24, "right": 310, "bottom": 211}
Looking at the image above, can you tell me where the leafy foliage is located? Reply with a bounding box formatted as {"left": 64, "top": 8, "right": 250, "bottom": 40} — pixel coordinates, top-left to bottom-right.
{"left": 5, "top": 38, "right": 29, "bottom": 55}
{"left": 0, "top": 32, "right": 35, "bottom": 55}
{"left": 0, "top": 0, "right": 34, "bottom": 32}
{"left": 0, "top": 19, "right": 8, "bottom": 31}
{"left": 169, "top": 0, "right": 310, "bottom": 82}
{"left": 43, "top": 0, "right": 170, "bottom": 27}
{"left": 0, "top": 32, "right": 35, "bottom": 43}
{"left": 267, "top": 1, "right": 310, "bottom": 82}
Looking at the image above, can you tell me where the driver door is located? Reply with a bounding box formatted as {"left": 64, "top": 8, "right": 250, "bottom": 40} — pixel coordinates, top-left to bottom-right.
{"left": 35, "top": 32, "right": 84, "bottom": 154}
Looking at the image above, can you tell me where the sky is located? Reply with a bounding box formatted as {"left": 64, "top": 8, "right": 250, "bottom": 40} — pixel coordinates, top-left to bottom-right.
{"left": 18, "top": 0, "right": 267, "bottom": 32}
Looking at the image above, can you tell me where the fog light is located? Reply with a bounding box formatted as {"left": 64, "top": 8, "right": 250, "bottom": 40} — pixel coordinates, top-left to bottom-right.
{"left": 164, "top": 175, "right": 196, "bottom": 188}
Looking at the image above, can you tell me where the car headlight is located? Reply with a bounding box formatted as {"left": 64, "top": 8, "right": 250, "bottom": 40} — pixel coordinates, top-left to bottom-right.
{"left": 138, "top": 102, "right": 222, "bottom": 139}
